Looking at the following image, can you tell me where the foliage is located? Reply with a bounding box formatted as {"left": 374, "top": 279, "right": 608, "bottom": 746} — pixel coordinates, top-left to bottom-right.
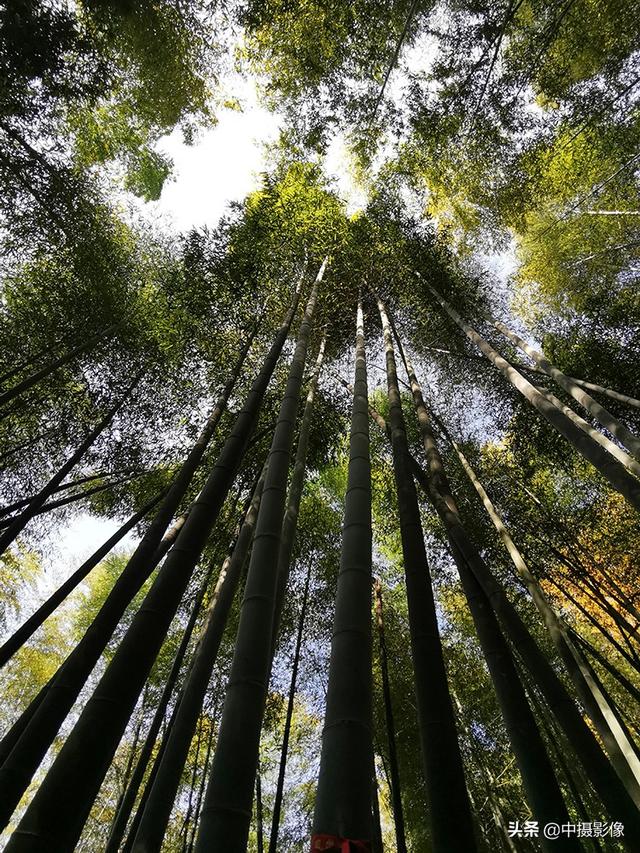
{"left": 1, "top": 3, "right": 640, "bottom": 851}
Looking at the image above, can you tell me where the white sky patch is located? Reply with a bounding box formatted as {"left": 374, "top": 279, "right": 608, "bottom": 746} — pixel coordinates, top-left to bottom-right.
{"left": 51, "top": 513, "right": 140, "bottom": 570}
{"left": 144, "top": 74, "right": 370, "bottom": 230}
{"left": 151, "top": 79, "right": 282, "bottom": 232}
{"left": 396, "top": 27, "right": 440, "bottom": 85}
{"left": 0, "top": 513, "right": 140, "bottom": 647}
{"left": 478, "top": 243, "right": 519, "bottom": 281}
{"left": 323, "top": 135, "right": 369, "bottom": 215}
{"left": 30, "top": 514, "right": 140, "bottom": 609}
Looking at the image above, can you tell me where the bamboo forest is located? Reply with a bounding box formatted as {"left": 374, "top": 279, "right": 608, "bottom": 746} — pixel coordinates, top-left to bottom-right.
{"left": 1, "top": 1, "right": 640, "bottom": 851}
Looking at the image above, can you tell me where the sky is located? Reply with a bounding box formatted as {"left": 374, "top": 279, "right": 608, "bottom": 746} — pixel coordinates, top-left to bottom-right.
{"left": 148, "top": 75, "right": 368, "bottom": 232}
{"left": 153, "top": 79, "right": 282, "bottom": 231}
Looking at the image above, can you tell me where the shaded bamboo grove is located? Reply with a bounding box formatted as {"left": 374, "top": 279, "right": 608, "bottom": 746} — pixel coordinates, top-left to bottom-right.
{"left": 1, "top": 250, "right": 640, "bottom": 853}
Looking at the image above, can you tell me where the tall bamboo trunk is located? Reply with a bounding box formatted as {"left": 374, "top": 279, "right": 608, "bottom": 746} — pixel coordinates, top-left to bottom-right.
{"left": 441, "top": 425, "right": 640, "bottom": 805}
{"left": 129, "top": 463, "right": 267, "bottom": 853}
{"left": 387, "top": 322, "right": 579, "bottom": 852}
{"left": 378, "top": 299, "right": 476, "bottom": 852}
{"left": 193, "top": 263, "right": 325, "bottom": 853}
{"left": 365, "top": 381, "right": 635, "bottom": 718}
{"left": 493, "top": 320, "right": 640, "bottom": 460}
{"left": 0, "top": 373, "right": 142, "bottom": 555}
{"left": 116, "top": 686, "right": 149, "bottom": 808}
{"left": 525, "top": 675, "right": 606, "bottom": 853}
{"left": 125, "top": 671, "right": 221, "bottom": 853}
{"left": 370, "top": 766, "right": 384, "bottom": 853}
{"left": 310, "top": 297, "right": 374, "bottom": 849}
{"left": 533, "top": 384, "right": 640, "bottom": 477}
{"left": 272, "top": 335, "right": 326, "bottom": 646}
{"left": 574, "top": 631, "right": 640, "bottom": 707}
{"left": 185, "top": 714, "right": 216, "bottom": 853}
{"left": 392, "top": 330, "right": 640, "bottom": 847}
{"left": 103, "top": 535, "right": 228, "bottom": 853}
{"left": 562, "top": 377, "right": 640, "bottom": 411}
{"left": 0, "top": 491, "right": 163, "bottom": 667}
{"left": 451, "top": 536, "right": 578, "bottom": 852}
{"left": 373, "top": 579, "right": 408, "bottom": 853}
{"left": 423, "top": 281, "right": 640, "bottom": 511}
{"left": 177, "top": 714, "right": 204, "bottom": 848}
{"left": 451, "top": 690, "right": 520, "bottom": 853}
{"left": 268, "top": 559, "right": 312, "bottom": 853}
{"left": 0, "top": 323, "right": 117, "bottom": 408}
{"left": 256, "top": 763, "right": 265, "bottom": 853}
{"left": 1, "top": 290, "right": 301, "bottom": 850}
{"left": 581, "top": 660, "right": 640, "bottom": 758}
{"left": 121, "top": 691, "right": 183, "bottom": 853}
